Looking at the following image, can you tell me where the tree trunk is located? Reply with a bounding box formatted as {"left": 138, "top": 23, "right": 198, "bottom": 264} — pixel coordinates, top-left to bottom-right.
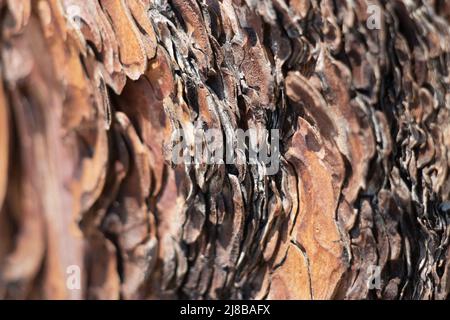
{"left": 0, "top": 0, "right": 450, "bottom": 300}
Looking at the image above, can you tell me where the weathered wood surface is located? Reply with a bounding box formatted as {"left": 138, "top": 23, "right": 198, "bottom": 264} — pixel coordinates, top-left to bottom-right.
{"left": 0, "top": 0, "right": 449, "bottom": 300}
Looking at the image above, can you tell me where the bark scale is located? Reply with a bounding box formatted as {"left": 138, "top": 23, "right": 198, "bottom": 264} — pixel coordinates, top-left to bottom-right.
{"left": 0, "top": 0, "right": 449, "bottom": 300}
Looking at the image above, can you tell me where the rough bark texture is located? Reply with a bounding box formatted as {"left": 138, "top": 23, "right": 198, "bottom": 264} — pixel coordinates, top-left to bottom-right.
{"left": 0, "top": 0, "right": 450, "bottom": 300}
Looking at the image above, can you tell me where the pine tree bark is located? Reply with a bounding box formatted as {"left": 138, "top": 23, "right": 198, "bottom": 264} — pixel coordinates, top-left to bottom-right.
{"left": 0, "top": 0, "right": 449, "bottom": 300}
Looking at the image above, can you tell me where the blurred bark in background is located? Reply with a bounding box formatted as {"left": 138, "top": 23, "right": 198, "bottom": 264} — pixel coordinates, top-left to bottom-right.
{"left": 0, "top": 0, "right": 450, "bottom": 300}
